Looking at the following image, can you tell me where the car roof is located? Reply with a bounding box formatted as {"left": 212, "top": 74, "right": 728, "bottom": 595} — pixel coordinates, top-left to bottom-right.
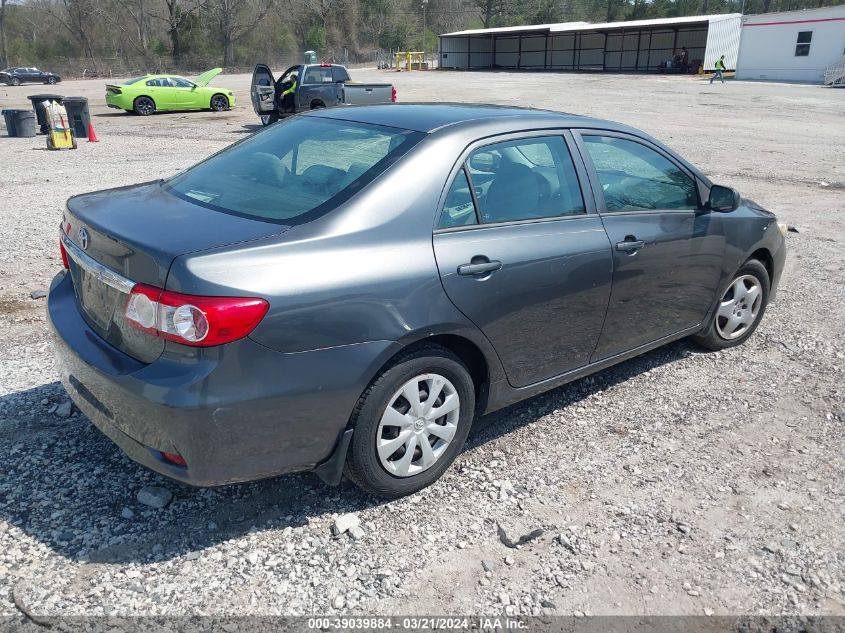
{"left": 309, "top": 103, "right": 617, "bottom": 134}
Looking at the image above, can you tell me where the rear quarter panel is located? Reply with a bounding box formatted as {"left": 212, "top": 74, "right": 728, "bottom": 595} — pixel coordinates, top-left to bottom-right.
{"left": 165, "top": 133, "right": 478, "bottom": 354}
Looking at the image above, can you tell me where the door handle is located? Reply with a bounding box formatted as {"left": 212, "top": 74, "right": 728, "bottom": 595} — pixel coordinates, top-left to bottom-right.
{"left": 615, "top": 237, "right": 645, "bottom": 253}
{"left": 458, "top": 259, "right": 502, "bottom": 276}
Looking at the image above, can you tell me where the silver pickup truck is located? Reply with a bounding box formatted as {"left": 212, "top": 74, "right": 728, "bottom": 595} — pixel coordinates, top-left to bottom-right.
{"left": 251, "top": 63, "right": 395, "bottom": 125}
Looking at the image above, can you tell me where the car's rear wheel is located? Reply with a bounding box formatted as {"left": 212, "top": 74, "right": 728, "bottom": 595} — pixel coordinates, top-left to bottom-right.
{"left": 693, "top": 259, "right": 770, "bottom": 351}
{"left": 133, "top": 96, "right": 155, "bottom": 116}
{"left": 345, "top": 346, "right": 475, "bottom": 498}
{"left": 210, "top": 94, "right": 229, "bottom": 111}
{"left": 11, "top": 77, "right": 20, "bottom": 86}
{"left": 260, "top": 113, "right": 279, "bottom": 126}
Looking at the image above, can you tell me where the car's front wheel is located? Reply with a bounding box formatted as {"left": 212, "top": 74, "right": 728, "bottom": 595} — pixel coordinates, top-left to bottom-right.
{"left": 47, "top": 76, "right": 57, "bottom": 85}
{"left": 210, "top": 94, "right": 229, "bottom": 111}
{"left": 260, "top": 113, "right": 279, "bottom": 126}
{"left": 693, "top": 259, "right": 770, "bottom": 350}
{"left": 133, "top": 96, "right": 155, "bottom": 116}
{"left": 345, "top": 346, "right": 475, "bottom": 498}
{"left": 10, "top": 77, "right": 20, "bottom": 86}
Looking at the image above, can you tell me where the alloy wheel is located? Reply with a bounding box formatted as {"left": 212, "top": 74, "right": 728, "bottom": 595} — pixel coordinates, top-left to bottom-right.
{"left": 135, "top": 97, "right": 154, "bottom": 115}
{"left": 715, "top": 274, "right": 763, "bottom": 340}
{"left": 211, "top": 95, "right": 228, "bottom": 111}
{"left": 376, "top": 373, "right": 460, "bottom": 477}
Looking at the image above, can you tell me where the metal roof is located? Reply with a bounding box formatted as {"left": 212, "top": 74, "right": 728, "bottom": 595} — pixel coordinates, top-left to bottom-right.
{"left": 309, "top": 103, "right": 606, "bottom": 134}
{"left": 440, "top": 13, "right": 741, "bottom": 38}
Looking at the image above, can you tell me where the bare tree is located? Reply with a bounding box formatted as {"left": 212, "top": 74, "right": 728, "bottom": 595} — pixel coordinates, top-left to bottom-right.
{"left": 210, "top": 0, "right": 277, "bottom": 66}
{"left": 0, "top": 0, "right": 8, "bottom": 68}
{"left": 154, "top": 0, "right": 204, "bottom": 64}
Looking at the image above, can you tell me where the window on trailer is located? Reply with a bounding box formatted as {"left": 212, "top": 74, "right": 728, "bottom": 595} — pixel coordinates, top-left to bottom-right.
{"left": 795, "top": 31, "right": 812, "bottom": 57}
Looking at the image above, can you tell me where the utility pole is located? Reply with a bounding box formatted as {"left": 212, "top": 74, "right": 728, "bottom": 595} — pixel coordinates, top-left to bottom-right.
{"left": 422, "top": 0, "right": 429, "bottom": 67}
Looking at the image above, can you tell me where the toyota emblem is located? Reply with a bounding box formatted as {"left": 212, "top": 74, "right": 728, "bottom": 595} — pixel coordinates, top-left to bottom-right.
{"left": 78, "top": 227, "right": 89, "bottom": 251}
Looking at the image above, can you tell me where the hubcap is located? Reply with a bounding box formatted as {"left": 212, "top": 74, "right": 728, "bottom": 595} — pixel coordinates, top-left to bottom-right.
{"left": 715, "top": 274, "right": 762, "bottom": 340}
{"left": 138, "top": 99, "right": 152, "bottom": 114}
{"left": 377, "top": 373, "right": 460, "bottom": 478}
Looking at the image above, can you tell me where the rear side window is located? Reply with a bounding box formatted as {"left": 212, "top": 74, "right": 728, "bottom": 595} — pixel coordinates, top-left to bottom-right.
{"left": 332, "top": 67, "right": 351, "bottom": 82}
{"left": 166, "top": 117, "right": 423, "bottom": 224}
{"left": 304, "top": 67, "right": 333, "bottom": 83}
{"left": 439, "top": 169, "right": 477, "bottom": 228}
{"left": 582, "top": 135, "right": 698, "bottom": 212}
{"left": 465, "top": 136, "right": 585, "bottom": 224}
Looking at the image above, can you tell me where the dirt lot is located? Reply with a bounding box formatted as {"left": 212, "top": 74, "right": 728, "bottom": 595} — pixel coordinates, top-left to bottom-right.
{"left": 0, "top": 70, "right": 843, "bottom": 618}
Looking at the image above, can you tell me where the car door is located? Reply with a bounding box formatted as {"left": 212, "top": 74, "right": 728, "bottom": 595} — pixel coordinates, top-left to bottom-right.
{"left": 143, "top": 78, "right": 170, "bottom": 109}
{"left": 169, "top": 76, "right": 197, "bottom": 108}
{"left": 433, "top": 132, "right": 613, "bottom": 388}
{"left": 573, "top": 130, "right": 725, "bottom": 361}
{"left": 301, "top": 65, "right": 340, "bottom": 109}
{"left": 251, "top": 64, "right": 276, "bottom": 116}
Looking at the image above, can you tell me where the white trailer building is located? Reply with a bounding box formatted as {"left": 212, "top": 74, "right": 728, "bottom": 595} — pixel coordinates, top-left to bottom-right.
{"left": 735, "top": 5, "right": 845, "bottom": 83}
{"left": 438, "top": 14, "right": 741, "bottom": 73}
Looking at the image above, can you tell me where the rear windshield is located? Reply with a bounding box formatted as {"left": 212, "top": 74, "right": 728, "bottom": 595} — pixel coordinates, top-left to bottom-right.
{"left": 123, "top": 76, "right": 146, "bottom": 85}
{"left": 166, "top": 116, "right": 423, "bottom": 224}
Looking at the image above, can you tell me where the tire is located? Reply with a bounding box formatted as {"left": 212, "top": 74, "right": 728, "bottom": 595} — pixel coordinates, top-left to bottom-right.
{"left": 210, "top": 93, "right": 229, "bottom": 112}
{"left": 47, "top": 76, "right": 57, "bottom": 85}
{"left": 260, "top": 113, "right": 279, "bottom": 126}
{"left": 133, "top": 96, "right": 155, "bottom": 116}
{"left": 344, "top": 345, "right": 475, "bottom": 498}
{"left": 46, "top": 137, "right": 54, "bottom": 150}
{"left": 310, "top": 101, "right": 325, "bottom": 110}
{"left": 11, "top": 77, "right": 20, "bottom": 86}
{"left": 693, "top": 259, "right": 770, "bottom": 351}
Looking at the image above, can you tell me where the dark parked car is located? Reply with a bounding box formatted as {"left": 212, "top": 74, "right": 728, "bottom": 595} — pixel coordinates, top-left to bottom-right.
{"left": 0, "top": 67, "right": 61, "bottom": 85}
{"left": 48, "top": 105, "right": 786, "bottom": 498}
{"left": 251, "top": 63, "right": 395, "bottom": 126}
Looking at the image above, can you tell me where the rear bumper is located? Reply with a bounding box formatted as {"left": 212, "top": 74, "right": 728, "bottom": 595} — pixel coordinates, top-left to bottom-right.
{"left": 48, "top": 271, "right": 398, "bottom": 486}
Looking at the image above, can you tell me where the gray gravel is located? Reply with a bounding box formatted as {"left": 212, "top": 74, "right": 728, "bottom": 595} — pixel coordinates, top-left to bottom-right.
{"left": 0, "top": 70, "right": 843, "bottom": 617}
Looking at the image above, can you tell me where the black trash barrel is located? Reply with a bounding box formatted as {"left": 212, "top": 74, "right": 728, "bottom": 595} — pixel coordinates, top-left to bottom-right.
{"left": 2, "top": 109, "right": 20, "bottom": 136}
{"left": 27, "top": 94, "right": 64, "bottom": 134}
{"left": 13, "top": 110, "right": 37, "bottom": 137}
{"left": 62, "top": 97, "right": 90, "bottom": 139}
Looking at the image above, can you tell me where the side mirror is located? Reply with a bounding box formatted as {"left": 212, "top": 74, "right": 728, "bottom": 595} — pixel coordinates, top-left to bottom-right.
{"left": 707, "top": 185, "right": 740, "bottom": 212}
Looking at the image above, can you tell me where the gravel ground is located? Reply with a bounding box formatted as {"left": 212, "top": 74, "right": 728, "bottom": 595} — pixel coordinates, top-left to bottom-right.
{"left": 0, "top": 70, "right": 843, "bottom": 618}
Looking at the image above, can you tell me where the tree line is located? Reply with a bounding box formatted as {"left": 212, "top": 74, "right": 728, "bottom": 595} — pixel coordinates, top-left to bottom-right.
{"left": 0, "top": 0, "right": 840, "bottom": 75}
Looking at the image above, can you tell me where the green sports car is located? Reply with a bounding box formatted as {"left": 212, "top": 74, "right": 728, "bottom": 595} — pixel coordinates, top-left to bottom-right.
{"left": 105, "top": 68, "right": 235, "bottom": 115}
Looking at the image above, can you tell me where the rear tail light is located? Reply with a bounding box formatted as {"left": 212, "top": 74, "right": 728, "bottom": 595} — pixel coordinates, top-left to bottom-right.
{"left": 125, "top": 283, "right": 268, "bottom": 347}
{"left": 391, "top": 86, "right": 397, "bottom": 103}
{"left": 59, "top": 238, "right": 69, "bottom": 269}
{"left": 160, "top": 451, "right": 187, "bottom": 467}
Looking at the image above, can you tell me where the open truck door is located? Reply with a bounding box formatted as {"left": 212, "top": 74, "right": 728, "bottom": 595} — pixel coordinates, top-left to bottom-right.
{"left": 251, "top": 64, "right": 277, "bottom": 126}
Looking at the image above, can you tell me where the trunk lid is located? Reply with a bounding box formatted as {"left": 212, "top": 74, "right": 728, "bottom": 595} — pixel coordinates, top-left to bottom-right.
{"left": 64, "top": 181, "right": 287, "bottom": 363}
{"left": 194, "top": 67, "right": 223, "bottom": 87}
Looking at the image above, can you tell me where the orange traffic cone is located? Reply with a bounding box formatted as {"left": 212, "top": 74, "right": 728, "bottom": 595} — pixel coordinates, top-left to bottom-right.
{"left": 87, "top": 121, "right": 98, "bottom": 142}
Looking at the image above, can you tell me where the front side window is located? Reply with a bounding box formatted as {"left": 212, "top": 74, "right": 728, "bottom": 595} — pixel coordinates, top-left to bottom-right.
{"left": 465, "top": 136, "right": 585, "bottom": 224}
{"left": 167, "top": 117, "right": 423, "bottom": 224}
{"left": 170, "top": 77, "right": 193, "bottom": 88}
{"left": 795, "top": 31, "right": 812, "bottom": 56}
{"left": 582, "top": 135, "right": 698, "bottom": 212}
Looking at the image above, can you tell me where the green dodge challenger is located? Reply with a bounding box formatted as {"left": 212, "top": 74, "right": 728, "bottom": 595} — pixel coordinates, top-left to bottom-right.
{"left": 105, "top": 68, "right": 235, "bottom": 115}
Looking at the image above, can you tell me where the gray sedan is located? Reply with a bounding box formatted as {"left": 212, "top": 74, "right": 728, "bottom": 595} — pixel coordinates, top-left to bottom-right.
{"left": 48, "top": 104, "right": 786, "bottom": 498}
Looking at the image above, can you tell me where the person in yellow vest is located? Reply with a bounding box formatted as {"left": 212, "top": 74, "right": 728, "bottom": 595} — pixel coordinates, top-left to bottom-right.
{"left": 711, "top": 55, "right": 726, "bottom": 85}
{"left": 280, "top": 74, "right": 298, "bottom": 113}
